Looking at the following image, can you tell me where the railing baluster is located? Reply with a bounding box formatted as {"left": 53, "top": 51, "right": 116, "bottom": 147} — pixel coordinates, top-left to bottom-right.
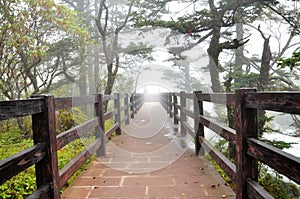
{"left": 173, "top": 93, "right": 178, "bottom": 125}
{"left": 193, "top": 91, "right": 204, "bottom": 156}
{"left": 236, "top": 88, "right": 258, "bottom": 199}
{"left": 180, "top": 91, "right": 187, "bottom": 137}
{"left": 168, "top": 93, "right": 172, "bottom": 118}
{"left": 114, "top": 93, "right": 122, "bottom": 135}
{"left": 95, "top": 94, "right": 106, "bottom": 156}
{"left": 124, "top": 94, "right": 130, "bottom": 125}
{"left": 32, "top": 95, "right": 60, "bottom": 199}
{"left": 130, "top": 94, "right": 134, "bottom": 118}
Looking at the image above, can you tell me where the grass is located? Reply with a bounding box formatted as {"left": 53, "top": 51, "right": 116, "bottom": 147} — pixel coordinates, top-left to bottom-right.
{"left": 0, "top": 114, "right": 116, "bottom": 198}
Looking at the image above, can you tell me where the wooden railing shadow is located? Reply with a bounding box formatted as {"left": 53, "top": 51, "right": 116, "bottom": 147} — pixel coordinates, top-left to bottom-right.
{"left": 0, "top": 93, "right": 144, "bottom": 198}
{"left": 160, "top": 88, "right": 300, "bottom": 199}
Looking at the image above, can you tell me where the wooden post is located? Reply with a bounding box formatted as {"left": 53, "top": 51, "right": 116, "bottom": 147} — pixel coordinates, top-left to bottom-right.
{"left": 236, "top": 88, "right": 258, "bottom": 199}
{"left": 180, "top": 91, "right": 187, "bottom": 136}
{"left": 124, "top": 94, "right": 130, "bottom": 125}
{"left": 32, "top": 95, "right": 60, "bottom": 199}
{"left": 165, "top": 93, "right": 168, "bottom": 111}
{"left": 137, "top": 94, "right": 141, "bottom": 111}
{"left": 193, "top": 91, "right": 204, "bottom": 156}
{"left": 166, "top": 93, "right": 169, "bottom": 114}
{"left": 134, "top": 94, "right": 138, "bottom": 114}
{"left": 95, "top": 94, "right": 106, "bottom": 156}
{"left": 173, "top": 93, "right": 178, "bottom": 125}
{"left": 130, "top": 94, "right": 134, "bottom": 118}
{"left": 169, "top": 93, "right": 172, "bottom": 118}
{"left": 161, "top": 93, "right": 163, "bottom": 109}
{"left": 164, "top": 93, "right": 167, "bottom": 111}
{"left": 114, "top": 93, "right": 122, "bottom": 135}
{"left": 162, "top": 94, "right": 164, "bottom": 109}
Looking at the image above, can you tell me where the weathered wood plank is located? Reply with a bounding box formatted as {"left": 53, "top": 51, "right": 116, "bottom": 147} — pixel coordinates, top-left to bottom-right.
{"left": 245, "top": 92, "right": 300, "bottom": 114}
{"left": 181, "top": 93, "right": 194, "bottom": 99}
{"left": 32, "top": 95, "right": 61, "bottom": 198}
{"left": 27, "top": 184, "right": 51, "bottom": 199}
{"left": 235, "top": 88, "right": 258, "bottom": 199}
{"left": 174, "top": 104, "right": 181, "bottom": 110}
{"left": 0, "top": 98, "right": 45, "bottom": 120}
{"left": 119, "top": 93, "right": 126, "bottom": 99}
{"left": 0, "top": 143, "right": 46, "bottom": 185}
{"left": 124, "top": 94, "right": 130, "bottom": 125}
{"left": 104, "top": 111, "right": 114, "bottom": 121}
{"left": 247, "top": 138, "right": 300, "bottom": 184}
{"left": 114, "top": 93, "right": 121, "bottom": 135}
{"left": 169, "top": 110, "right": 174, "bottom": 117}
{"left": 247, "top": 180, "right": 274, "bottom": 199}
{"left": 55, "top": 96, "right": 96, "bottom": 109}
{"left": 199, "top": 115, "right": 236, "bottom": 144}
{"left": 59, "top": 139, "right": 101, "bottom": 187}
{"left": 174, "top": 114, "right": 180, "bottom": 123}
{"left": 182, "top": 121, "right": 195, "bottom": 137}
{"left": 56, "top": 118, "right": 99, "bottom": 150}
{"left": 94, "top": 94, "right": 105, "bottom": 157}
{"left": 194, "top": 91, "right": 204, "bottom": 156}
{"left": 105, "top": 123, "right": 119, "bottom": 138}
{"left": 180, "top": 92, "right": 187, "bottom": 136}
{"left": 199, "top": 137, "right": 236, "bottom": 181}
{"left": 195, "top": 93, "right": 235, "bottom": 106}
{"left": 103, "top": 94, "right": 117, "bottom": 101}
{"left": 173, "top": 94, "right": 179, "bottom": 125}
{"left": 181, "top": 107, "right": 195, "bottom": 119}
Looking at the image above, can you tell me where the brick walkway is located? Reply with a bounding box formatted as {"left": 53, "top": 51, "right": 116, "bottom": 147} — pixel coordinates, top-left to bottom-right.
{"left": 62, "top": 102, "right": 235, "bottom": 199}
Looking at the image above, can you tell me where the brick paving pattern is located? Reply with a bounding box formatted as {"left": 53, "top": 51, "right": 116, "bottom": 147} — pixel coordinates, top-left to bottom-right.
{"left": 62, "top": 102, "right": 235, "bottom": 199}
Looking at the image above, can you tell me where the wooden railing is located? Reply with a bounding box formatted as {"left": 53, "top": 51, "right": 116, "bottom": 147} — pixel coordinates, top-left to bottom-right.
{"left": 160, "top": 88, "right": 300, "bottom": 199}
{"left": 0, "top": 93, "right": 144, "bottom": 198}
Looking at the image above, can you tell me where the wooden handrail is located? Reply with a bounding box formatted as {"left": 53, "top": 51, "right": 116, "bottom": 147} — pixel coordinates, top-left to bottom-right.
{"left": 160, "top": 88, "right": 300, "bottom": 199}
{"left": 0, "top": 92, "right": 144, "bottom": 198}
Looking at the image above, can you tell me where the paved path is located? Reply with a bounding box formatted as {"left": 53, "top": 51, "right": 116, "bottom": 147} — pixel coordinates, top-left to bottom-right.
{"left": 62, "top": 102, "right": 235, "bottom": 199}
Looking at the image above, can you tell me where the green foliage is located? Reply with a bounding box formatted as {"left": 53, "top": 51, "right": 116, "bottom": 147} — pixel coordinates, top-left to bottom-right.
{"left": 0, "top": 106, "right": 97, "bottom": 197}
{"left": 0, "top": 0, "right": 90, "bottom": 99}
{"left": 113, "top": 74, "right": 134, "bottom": 93}
{"left": 56, "top": 108, "right": 86, "bottom": 133}
{"left": 212, "top": 134, "right": 300, "bottom": 199}
{"left": 278, "top": 52, "right": 300, "bottom": 70}
{"left": 261, "top": 139, "right": 296, "bottom": 150}
{"left": 0, "top": 130, "right": 94, "bottom": 197}
{"left": 259, "top": 164, "right": 300, "bottom": 199}
{"left": 206, "top": 155, "right": 234, "bottom": 189}
{"left": 0, "top": 129, "right": 35, "bottom": 198}
{"left": 0, "top": 167, "right": 36, "bottom": 199}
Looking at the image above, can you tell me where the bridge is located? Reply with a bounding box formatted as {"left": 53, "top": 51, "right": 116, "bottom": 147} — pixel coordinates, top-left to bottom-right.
{"left": 0, "top": 89, "right": 299, "bottom": 198}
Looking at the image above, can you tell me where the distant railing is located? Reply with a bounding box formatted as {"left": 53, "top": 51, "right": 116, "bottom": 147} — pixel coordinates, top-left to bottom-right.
{"left": 0, "top": 93, "right": 144, "bottom": 198}
{"left": 160, "top": 88, "right": 300, "bottom": 199}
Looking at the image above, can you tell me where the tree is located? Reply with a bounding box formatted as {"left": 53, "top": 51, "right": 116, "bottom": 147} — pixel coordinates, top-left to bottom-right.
{"left": 133, "top": 0, "right": 284, "bottom": 92}
{"left": 0, "top": 0, "right": 89, "bottom": 99}
{"left": 95, "top": 0, "right": 133, "bottom": 97}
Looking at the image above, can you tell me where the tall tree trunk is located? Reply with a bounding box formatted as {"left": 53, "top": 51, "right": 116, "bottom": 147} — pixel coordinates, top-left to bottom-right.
{"left": 258, "top": 36, "right": 271, "bottom": 91}
{"left": 207, "top": 26, "right": 223, "bottom": 92}
{"left": 227, "top": 17, "right": 246, "bottom": 159}
{"left": 103, "top": 57, "right": 119, "bottom": 111}
{"left": 94, "top": 44, "right": 101, "bottom": 93}
{"left": 257, "top": 31, "right": 272, "bottom": 136}
{"left": 234, "top": 19, "right": 246, "bottom": 87}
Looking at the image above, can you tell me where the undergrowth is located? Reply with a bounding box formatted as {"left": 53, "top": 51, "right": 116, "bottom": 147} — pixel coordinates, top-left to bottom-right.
{"left": 0, "top": 108, "right": 114, "bottom": 198}
{"left": 208, "top": 138, "right": 300, "bottom": 199}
